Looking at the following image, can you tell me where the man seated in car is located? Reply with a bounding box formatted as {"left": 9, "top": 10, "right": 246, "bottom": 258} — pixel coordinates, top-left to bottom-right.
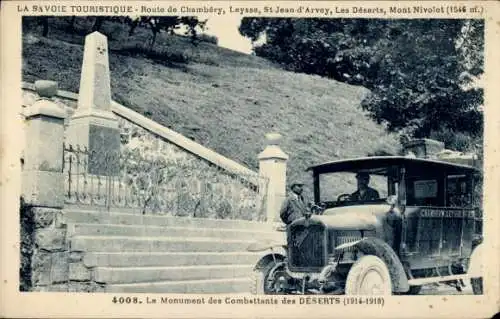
{"left": 350, "top": 172, "right": 380, "bottom": 201}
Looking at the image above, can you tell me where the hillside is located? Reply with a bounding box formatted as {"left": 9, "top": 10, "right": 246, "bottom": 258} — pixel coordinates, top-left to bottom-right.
{"left": 22, "top": 18, "right": 400, "bottom": 196}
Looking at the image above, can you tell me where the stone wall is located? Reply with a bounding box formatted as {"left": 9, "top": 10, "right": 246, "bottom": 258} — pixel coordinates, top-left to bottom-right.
{"left": 117, "top": 116, "right": 266, "bottom": 220}
{"left": 21, "top": 205, "right": 69, "bottom": 291}
{"left": 20, "top": 201, "right": 105, "bottom": 292}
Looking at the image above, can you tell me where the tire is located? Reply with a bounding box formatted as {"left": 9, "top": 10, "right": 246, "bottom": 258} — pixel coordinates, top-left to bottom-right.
{"left": 251, "top": 261, "right": 283, "bottom": 295}
{"left": 471, "top": 277, "right": 483, "bottom": 295}
{"left": 345, "top": 255, "right": 392, "bottom": 295}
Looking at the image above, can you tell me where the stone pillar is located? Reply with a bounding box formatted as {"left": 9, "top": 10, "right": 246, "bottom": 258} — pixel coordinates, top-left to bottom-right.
{"left": 65, "top": 31, "right": 120, "bottom": 176}
{"left": 258, "top": 133, "right": 289, "bottom": 222}
{"left": 20, "top": 80, "right": 69, "bottom": 292}
{"left": 22, "top": 80, "right": 66, "bottom": 207}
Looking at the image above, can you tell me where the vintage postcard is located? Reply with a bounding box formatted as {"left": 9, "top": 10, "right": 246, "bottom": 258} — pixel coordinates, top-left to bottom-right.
{"left": 1, "top": 0, "right": 499, "bottom": 318}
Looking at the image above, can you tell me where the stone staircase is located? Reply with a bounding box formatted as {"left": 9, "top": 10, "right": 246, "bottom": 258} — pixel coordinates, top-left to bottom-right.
{"left": 63, "top": 209, "right": 283, "bottom": 293}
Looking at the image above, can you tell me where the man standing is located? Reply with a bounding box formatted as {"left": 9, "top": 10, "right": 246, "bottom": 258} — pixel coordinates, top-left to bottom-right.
{"left": 350, "top": 172, "right": 380, "bottom": 201}
{"left": 280, "top": 181, "right": 309, "bottom": 225}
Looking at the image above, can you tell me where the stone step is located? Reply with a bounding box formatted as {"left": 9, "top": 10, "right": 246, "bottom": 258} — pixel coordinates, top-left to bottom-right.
{"left": 94, "top": 264, "right": 253, "bottom": 284}
{"left": 105, "top": 278, "right": 252, "bottom": 293}
{"left": 84, "top": 252, "right": 263, "bottom": 267}
{"left": 63, "top": 209, "right": 274, "bottom": 231}
{"left": 71, "top": 236, "right": 254, "bottom": 253}
{"left": 68, "top": 223, "right": 282, "bottom": 241}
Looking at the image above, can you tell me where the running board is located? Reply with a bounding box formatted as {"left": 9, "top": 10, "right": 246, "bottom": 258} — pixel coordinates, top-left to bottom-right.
{"left": 408, "top": 274, "right": 471, "bottom": 286}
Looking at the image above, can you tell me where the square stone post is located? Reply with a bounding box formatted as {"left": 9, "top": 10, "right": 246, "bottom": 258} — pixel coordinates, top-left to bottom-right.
{"left": 258, "top": 133, "right": 288, "bottom": 223}
{"left": 22, "top": 80, "right": 66, "bottom": 208}
{"left": 21, "top": 80, "right": 69, "bottom": 292}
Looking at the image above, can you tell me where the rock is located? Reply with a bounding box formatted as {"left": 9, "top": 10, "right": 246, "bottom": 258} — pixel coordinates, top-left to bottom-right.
{"left": 31, "top": 251, "right": 51, "bottom": 286}
{"left": 50, "top": 252, "right": 69, "bottom": 283}
{"left": 69, "top": 251, "right": 84, "bottom": 262}
{"left": 69, "top": 262, "right": 91, "bottom": 281}
{"left": 35, "top": 228, "right": 66, "bottom": 251}
{"left": 32, "top": 207, "right": 60, "bottom": 228}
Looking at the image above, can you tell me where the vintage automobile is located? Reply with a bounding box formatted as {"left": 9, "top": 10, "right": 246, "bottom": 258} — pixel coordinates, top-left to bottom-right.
{"left": 248, "top": 155, "right": 483, "bottom": 295}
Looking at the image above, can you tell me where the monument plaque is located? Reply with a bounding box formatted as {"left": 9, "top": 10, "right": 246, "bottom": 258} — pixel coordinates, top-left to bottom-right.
{"left": 88, "top": 125, "right": 120, "bottom": 176}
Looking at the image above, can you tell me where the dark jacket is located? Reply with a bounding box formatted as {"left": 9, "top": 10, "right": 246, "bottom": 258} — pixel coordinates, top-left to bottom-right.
{"left": 280, "top": 193, "right": 308, "bottom": 225}
{"left": 350, "top": 187, "right": 380, "bottom": 201}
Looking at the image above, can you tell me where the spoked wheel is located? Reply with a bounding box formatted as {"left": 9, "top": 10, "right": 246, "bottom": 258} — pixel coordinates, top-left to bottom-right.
{"left": 471, "top": 277, "right": 483, "bottom": 295}
{"left": 251, "top": 261, "right": 286, "bottom": 294}
{"left": 345, "top": 255, "right": 392, "bottom": 295}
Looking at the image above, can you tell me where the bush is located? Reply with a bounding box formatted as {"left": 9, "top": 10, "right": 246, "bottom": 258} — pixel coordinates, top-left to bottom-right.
{"left": 116, "top": 44, "right": 189, "bottom": 65}
{"left": 198, "top": 33, "right": 218, "bottom": 45}
{"left": 429, "top": 128, "right": 480, "bottom": 152}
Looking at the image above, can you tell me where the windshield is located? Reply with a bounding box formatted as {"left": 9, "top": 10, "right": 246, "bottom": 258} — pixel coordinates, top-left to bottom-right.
{"left": 317, "top": 170, "right": 393, "bottom": 207}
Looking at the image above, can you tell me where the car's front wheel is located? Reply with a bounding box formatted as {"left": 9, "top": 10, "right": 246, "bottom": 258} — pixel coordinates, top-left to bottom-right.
{"left": 251, "top": 261, "right": 285, "bottom": 294}
{"left": 471, "top": 277, "right": 483, "bottom": 294}
{"left": 345, "top": 255, "right": 392, "bottom": 295}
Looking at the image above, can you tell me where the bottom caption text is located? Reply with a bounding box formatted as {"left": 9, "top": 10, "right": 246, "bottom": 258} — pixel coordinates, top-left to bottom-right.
{"left": 112, "top": 296, "right": 385, "bottom": 307}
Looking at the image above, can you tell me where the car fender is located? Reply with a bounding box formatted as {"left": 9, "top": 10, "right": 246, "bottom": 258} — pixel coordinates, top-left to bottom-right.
{"left": 247, "top": 238, "right": 286, "bottom": 252}
{"left": 468, "top": 243, "right": 483, "bottom": 277}
{"left": 336, "top": 237, "right": 409, "bottom": 293}
{"left": 253, "top": 252, "right": 286, "bottom": 271}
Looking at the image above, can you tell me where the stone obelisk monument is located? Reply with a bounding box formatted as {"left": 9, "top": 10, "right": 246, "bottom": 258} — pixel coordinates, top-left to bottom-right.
{"left": 66, "top": 32, "right": 120, "bottom": 175}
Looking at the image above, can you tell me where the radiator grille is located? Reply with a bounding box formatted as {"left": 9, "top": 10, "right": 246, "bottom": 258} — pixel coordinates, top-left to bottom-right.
{"left": 334, "top": 230, "right": 363, "bottom": 253}
{"left": 288, "top": 223, "right": 326, "bottom": 272}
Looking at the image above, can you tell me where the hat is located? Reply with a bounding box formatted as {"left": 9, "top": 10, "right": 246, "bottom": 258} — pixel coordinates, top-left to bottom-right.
{"left": 355, "top": 172, "right": 370, "bottom": 180}
{"left": 290, "top": 181, "right": 305, "bottom": 188}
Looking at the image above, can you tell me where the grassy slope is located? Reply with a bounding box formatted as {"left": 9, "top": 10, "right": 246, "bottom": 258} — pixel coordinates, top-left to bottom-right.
{"left": 22, "top": 18, "right": 399, "bottom": 196}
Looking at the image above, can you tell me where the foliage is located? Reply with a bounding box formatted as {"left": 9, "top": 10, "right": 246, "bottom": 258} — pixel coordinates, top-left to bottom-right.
{"left": 125, "top": 16, "right": 208, "bottom": 48}
{"left": 24, "top": 16, "right": 208, "bottom": 49}
{"left": 239, "top": 18, "right": 484, "bottom": 140}
{"left": 429, "top": 127, "right": 482, "bottom": 153}
{"left": 116, "top": 44, "right": 189, "bottom": 65}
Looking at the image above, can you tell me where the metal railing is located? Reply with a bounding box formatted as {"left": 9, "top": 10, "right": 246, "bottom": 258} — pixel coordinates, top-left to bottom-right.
{"left": 62, "top": 143, "right": 269, "bottom": 221}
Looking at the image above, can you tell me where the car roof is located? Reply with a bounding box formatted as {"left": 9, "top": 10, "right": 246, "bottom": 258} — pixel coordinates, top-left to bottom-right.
{"left": 307, "top": 156, "right": 480, "bottom": 175}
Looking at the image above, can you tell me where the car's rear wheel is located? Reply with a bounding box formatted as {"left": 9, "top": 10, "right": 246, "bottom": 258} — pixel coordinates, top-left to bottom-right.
{"left": 345, "top": 255, "right": 392, "bottom": 295}
{"left": 251, "top": 261, "right": 285, "bottom": 294}
{"left": 471, "top": 277, "right": 483, "bottom": 294}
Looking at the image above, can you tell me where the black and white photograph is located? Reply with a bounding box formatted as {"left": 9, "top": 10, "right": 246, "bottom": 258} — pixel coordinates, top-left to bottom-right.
{"left": 1, "top": 1, "right": 499, "bottom": 318}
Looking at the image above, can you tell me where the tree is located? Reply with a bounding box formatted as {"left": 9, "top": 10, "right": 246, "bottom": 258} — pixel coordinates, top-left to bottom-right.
{"left": 360, "top": 20, "right": 483, "bottom": 140}
{"left": 91, "top": 17, "right": 105, "bottom": 32}
{"left": 56, "top": 16, "right": 207, "bottom": 49}
{"left": 239, "top": 18, "right": 484, "bottom": 142}
{"left": 126, "top": 16, "right": 207, "bottom": 48}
